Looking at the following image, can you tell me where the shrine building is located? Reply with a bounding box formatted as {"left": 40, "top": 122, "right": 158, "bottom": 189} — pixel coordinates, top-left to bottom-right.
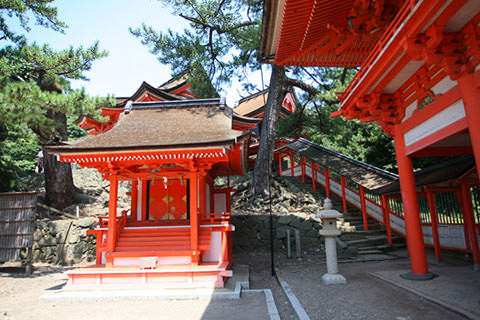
{"left": 259, "top": 0, "right": 480, "bottom": 279}
{"left": 48, "top": 78, "right": 249, "bottom": 288}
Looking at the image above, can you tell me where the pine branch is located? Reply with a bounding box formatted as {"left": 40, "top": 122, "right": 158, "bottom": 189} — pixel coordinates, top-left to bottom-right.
{"left": 285, "top": 76, "right": 322, "bottom": 96}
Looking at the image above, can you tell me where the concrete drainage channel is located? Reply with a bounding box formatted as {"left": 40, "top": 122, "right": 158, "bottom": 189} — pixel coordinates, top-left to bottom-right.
{"left": 275, "top": 269, "right": 311, "bottom": 320}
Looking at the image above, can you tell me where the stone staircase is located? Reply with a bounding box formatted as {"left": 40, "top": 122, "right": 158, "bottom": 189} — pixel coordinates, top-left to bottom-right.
{"left": 280, "top": 175, "right": 406, "bottom": 259}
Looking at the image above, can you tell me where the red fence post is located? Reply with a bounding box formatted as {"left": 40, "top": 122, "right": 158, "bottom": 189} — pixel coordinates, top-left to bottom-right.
{"left": 426, "top": 187, "right": 442, "bottom": 261}
{"left": 311, "top": 160, "right": 316, "bottom": 192}
{"left": 359, "top": 186, "right": 368, "bottom": 231}
{"left": 460, "top": 182, "right": 480, "bottom": 269}
{"left": 290, "top": 150, "right": 295, "bottom": 176}
{"left": 381, "top": 195, "right": 392, "bottom": 244}
{"left": 301, "top": 155, "right": 305, "bottom": 182}
{"left": 341, "top": 176, "right": 348, "bottom": 213}
{"left": 278, "top": 151, "right": 283, "bottom": 176}
{"left": 455, "top": 189, "right": 472, "bottom": 252}
{"left": 324, "top": 167, "right": 330, "bottom": 199}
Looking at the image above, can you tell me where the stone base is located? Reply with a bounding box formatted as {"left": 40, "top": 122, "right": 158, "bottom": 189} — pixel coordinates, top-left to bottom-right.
{"left": 321, "top": 273, "right": 347, "bottom": 285}
{"left": 400, "top": 272, "right": 436, "bottom": 281}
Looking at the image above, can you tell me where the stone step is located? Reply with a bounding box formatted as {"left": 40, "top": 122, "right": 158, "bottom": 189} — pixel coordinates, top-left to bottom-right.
{"left": 357, "top": 249, "right": 384, "bottom": 255}
{"left": 344, "top": 235, "right": 389, "bottom": 247}
{"left": 279, "top": 174, "right": 406, "bottom": 258}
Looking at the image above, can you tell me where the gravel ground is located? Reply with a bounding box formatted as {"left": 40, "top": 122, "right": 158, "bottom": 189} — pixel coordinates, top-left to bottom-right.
{"left": 1, "top": 248, "right": 475, "bottom": 320}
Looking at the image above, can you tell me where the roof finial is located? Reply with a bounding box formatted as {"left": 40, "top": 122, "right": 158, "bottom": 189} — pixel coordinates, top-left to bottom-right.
{"left": 220, "top": 96, "right": 226, "bottom": 109}
{"left": 124, "top": 100, "right": 133, "bottom": 114}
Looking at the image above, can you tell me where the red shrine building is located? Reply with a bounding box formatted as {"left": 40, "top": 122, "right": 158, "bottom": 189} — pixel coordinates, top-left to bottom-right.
{"left": 49, "top": 78, "right": 249, "bottom": 288}
{"left": 260, "top": 0, "right": 480, "bottom": 278}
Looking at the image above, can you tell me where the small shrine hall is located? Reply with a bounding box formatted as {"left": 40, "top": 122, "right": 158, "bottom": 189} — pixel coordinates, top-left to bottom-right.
{"left": 48, "top": 77, "right": 249, "bottom": 288}
{"left": 259, "top": 0, "right": 480, "bottom": 278}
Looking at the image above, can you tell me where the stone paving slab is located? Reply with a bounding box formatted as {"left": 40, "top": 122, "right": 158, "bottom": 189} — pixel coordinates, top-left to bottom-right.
{"left": 372, "top": 264, "right": 480, "bottom": 320}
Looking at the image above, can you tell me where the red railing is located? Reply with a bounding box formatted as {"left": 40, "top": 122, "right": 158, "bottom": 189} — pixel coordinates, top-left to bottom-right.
{"left": 277, "top": 147, "right": 480, "bottom": 259}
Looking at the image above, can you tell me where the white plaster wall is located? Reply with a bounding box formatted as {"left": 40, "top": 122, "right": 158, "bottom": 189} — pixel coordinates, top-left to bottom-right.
{"left": 205, "top": 182, "right": 211, "bottom": 214}
{"left": 431, "top": 76, "right": 457, "bottom": 95}
{"left": 404, "top": 99, "right": 466, "bottom": 147}
{"left": 402, "top": 101, "right": 417, "bottom": 122}
{"left": 366, "top": 200, "right": 384, "bottom": 223}
{"left": 438, "top": 225, "right": 467, "bottom": 250}
{"left": 202, "top": 231, "right": 222, "bottom": 262}
{"left": 213, "top": 193, "right": 227, "bottom": 213}
{"left": 389, "top": 214, "right": 406, "bottom": 236}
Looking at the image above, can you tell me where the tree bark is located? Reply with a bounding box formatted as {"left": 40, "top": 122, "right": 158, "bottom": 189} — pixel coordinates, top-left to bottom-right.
{"left": 43, "top": 110, "right": 75, "bottom": 209}
{"left": 253, "top": 64, "right": 288, "bottom": 199}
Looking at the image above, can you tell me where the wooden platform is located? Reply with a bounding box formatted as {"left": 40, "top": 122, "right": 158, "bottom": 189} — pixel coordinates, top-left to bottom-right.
{"left": 65, "top": 262, "right": 232, "bottom": 290}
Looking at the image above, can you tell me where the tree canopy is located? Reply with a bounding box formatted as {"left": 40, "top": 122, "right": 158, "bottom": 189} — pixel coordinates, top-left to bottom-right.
{"left": 130, "top": 0, "right": 263, "bottom": 97}
{"left": 131, "top": 0, "right": 398, "bottom": 199}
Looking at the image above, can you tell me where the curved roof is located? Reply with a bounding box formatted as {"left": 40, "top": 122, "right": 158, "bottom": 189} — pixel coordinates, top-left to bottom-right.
{"left": 52, "top": 99, "right": 247, "bottom": 153}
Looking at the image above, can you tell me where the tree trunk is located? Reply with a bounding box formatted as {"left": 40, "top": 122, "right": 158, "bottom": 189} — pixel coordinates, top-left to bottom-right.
{"left": 253, "top": 64, "right": 288, "bottom": 199}
{"left": 43, "top": 110, "right": 75, "bottom": 210}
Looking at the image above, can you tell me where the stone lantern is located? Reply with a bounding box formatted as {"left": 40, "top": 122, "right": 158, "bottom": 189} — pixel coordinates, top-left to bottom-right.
{"left": 316, "top": 198, "right": 346, "bottom": 285}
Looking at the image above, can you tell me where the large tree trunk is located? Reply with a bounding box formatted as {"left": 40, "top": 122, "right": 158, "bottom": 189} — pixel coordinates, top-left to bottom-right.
{"left": 253, "top": 64, "right": 288, "bottom": 199}
{"left": 43, "top": 110, "right": 75, "bottom": 209}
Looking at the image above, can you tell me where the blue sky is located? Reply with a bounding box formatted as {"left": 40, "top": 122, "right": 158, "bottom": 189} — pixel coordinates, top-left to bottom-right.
{"left": 21, "top": 0, "right": 188, "bottom": 98}
{"left": 10, "top": 0, "right": 268, "bottom": 105}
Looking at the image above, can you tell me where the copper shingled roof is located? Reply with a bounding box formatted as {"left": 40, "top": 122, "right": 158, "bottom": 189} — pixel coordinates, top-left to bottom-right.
{"left": 53, "top": 99, "right": 246, "bottom": 153}
{"left": 234, "top": 91, "right": 268, "bottom": 117}
{"left": 283, "top": 138, "right": 398, "bottom": 190}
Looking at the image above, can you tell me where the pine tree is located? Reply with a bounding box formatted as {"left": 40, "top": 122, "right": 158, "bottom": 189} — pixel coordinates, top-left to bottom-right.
{"left": 0, "top": 1, "right": 112, "bottom": 208}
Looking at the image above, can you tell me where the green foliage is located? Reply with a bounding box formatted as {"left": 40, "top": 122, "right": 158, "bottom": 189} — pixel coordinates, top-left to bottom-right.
{"left": 0, "top": 0, "right": 66, "bottom": 45}
{"left": 278, "top": 67, "right": 397, "bottom": 172}
{"left": 0, "top": 43, "right": 113, "bottom": 143}
{"left": 130, "top": 0, "right": 263, "bottom": 97}
{"left": 0, "top": 3, "right": 113, "bottom": 191}
{"left": 0, "top": 122, "right": 38, "bottom": 191}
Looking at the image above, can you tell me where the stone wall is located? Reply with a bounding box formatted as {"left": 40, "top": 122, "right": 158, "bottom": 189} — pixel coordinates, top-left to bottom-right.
{"left": 31, "top": 217, "right": 96, "bottom": 265}
{"left": 232, "top": 212, "right": 323, "bottom": 255}
{"left": 30, "top": 213, "right": 324, "bottom": 265}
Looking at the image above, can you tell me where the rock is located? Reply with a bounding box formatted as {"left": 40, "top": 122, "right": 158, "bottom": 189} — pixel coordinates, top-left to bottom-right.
{"left": 33, "top": 229, "right": 42, "bottom": 241}
{"left": 67, "top": 232, "right": 80, "bottom": 244}
{"left": 74, "top": 217, "right": 95, "bottom": 228}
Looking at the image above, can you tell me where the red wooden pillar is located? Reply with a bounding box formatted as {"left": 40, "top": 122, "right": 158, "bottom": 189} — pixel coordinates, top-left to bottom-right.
{"left": 359, "top": 186, "right": 369, "bottom": 231}
{"left": 106, "top": 171, "right": 118, "bottom": 267}
{"left": 141, "top": 180, "right": 148, "bottom": 220}
{"left": 301, "top": 155, "right": 305, "bottom": 182}
{"left": 290, "top": 150, "right": 295, "bottom": 176}
{"left": 460, "top": 182, "right": 480, "bottom": 269}
{"left": 394, "top": 126, "right": 432, "bottom": 279}
{"left": 130, "top": 180, "right": 138, "bottom": 221}
{"left": 199, "top": 172, "right": 206, "bottom": 218}
{"left": 278, "top": 151, "right": 283, "bottom": 175}
{"left": 311, "top": 160, "right": 316, "bottom": 192}
{"left": 458, "top": 73, "right": 480, "bottom": 174}
{"left": 324, "top": 167, "right": 330, "bottom": 198}
{"left": 381, "top": 195, "right": 392, "bottom": 244}
{"left": 426, "top": 187, "right": 442, "bottom": 261}
{"left": 340, "top": 176, "right": 348, "bottom": 213}
{"left": 189, "top": 170, "right": 200, "bottom": 265}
